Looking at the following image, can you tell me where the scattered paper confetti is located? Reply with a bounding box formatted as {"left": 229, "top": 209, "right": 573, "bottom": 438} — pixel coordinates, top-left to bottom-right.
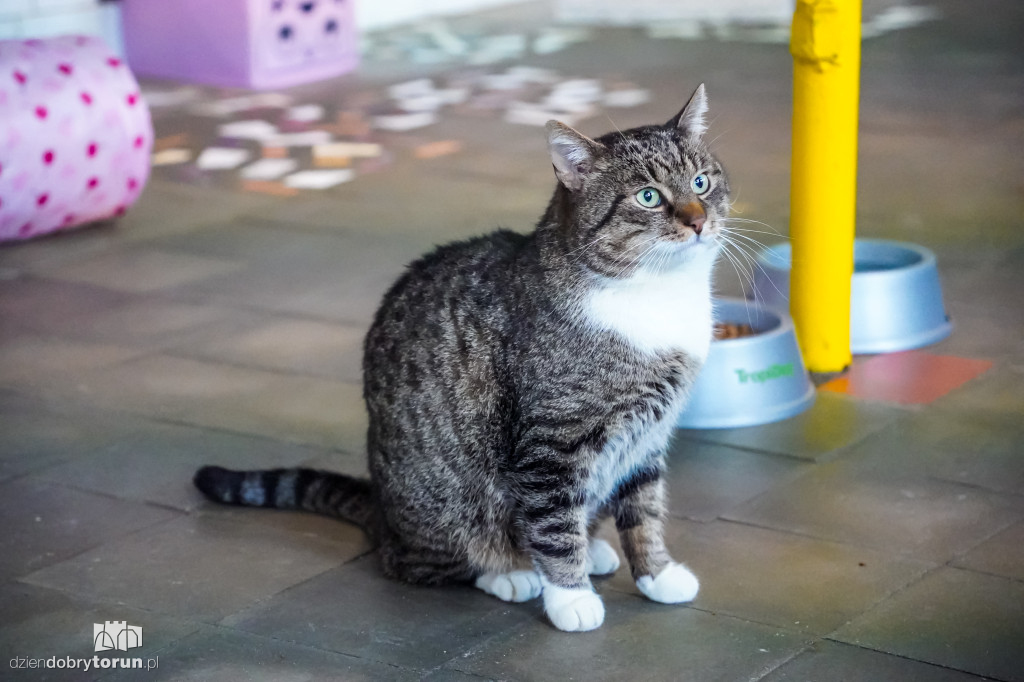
{"left": 373, "top": 111, "right": 437, "bottom": 131}
{"left": 153, "top": 133, "right": 191, "bottom": 152}
{"left": 285, "top": 104, "right": 325, "bottom": 122}
{"left": 470, "top": 33, "right": 527, "bottom": 64}
{"left": 313, "top": 155, "right": 351, "bottom": 168}
{"left": 414, "top": 140, "right": 463, "bottom": 159}
{"left": 321, "top": 111, "right": 373, "bottom": 137}
{"left": 505, "top": 101, "right": 591, "bottom": 127}
{"left": 218, "top": 119, "right": 279, "bottom": 141}
{"left": 284, "top": 169, "right": 355, "bottom": 189}
{"left": 241, "top": 180, "right": 300, "bottom": 197}
{"left": 532, "top": 27, "right": 592, "bottom": 54}
{"left": 240, "top": 158, "right": 299, "bottom": 180}
{"left": 152, "top": 148, "right": 192, "bottom": 166}
{"left": 389, "top": 78, "right": 437, "bottom": 100}
{"left": 263, "top": 131, "right": 334, "bottom": 147}
{"left": 604, "top": 88, "right": 651, "bottom": 107}
{"left": 314, "top": 142, "right": 383, "bottom": 159}
{"left": 195, "top": 147, "right": 251, "bottom": 170}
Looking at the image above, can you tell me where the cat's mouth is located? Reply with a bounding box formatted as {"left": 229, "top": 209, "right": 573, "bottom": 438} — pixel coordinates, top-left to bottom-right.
{"left": 671, "top": 222, "right": 718, "bottom": 246}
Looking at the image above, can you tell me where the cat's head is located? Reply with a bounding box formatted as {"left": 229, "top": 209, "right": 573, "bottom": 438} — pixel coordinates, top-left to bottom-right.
{"left": 546, "top": 84, "right": 729, "bottom": 278}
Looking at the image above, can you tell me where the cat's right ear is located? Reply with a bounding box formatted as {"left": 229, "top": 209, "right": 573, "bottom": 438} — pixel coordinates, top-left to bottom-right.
{"left": 668, "top": 83, "right": 709, "bottom": 141}
{"left": 546, "top": 121, "right": 603, "bottom": 191}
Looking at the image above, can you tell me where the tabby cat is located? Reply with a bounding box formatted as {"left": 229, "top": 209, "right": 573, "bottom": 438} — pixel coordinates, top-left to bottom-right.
{"left": 195, "top": 84, "right": 730, "bottom": 632}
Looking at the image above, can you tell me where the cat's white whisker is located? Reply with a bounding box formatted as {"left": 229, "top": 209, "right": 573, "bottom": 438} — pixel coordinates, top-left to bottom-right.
{"left": 719, "top": 230, "right": 789, "bottom": 304}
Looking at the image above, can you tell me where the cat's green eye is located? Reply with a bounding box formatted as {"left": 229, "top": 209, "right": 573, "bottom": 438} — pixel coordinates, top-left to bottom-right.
{"left": 635, "top": 187, "right": 662, "bottom": 208}
{"left": 691, "top": 173, "right": 711, "bottom": 195}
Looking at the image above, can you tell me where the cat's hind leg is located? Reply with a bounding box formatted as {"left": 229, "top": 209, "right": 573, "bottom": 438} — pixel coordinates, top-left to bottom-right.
{"left": 586, "top": 537, "right": 621, "bottom": 576}
{"left": 474, "top": 570, "right": 542, "bottom": 602}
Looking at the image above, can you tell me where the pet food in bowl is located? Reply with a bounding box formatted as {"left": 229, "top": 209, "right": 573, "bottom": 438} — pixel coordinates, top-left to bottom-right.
{"left": 677, "top": 298, "right": 815, "bottom": 429}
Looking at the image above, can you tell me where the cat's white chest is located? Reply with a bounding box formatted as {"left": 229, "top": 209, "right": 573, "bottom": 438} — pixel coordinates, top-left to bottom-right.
{"left": 583, "top": 255, "right": 715, "bottom": 361}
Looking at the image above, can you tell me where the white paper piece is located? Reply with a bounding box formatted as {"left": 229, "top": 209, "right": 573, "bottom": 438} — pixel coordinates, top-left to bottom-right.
{"left": 543, "top": 93, "right": 597, "bottom": 113}
{"left": 151, "top": 148, "right": 192, "bottom": 166}
{"left": 470, "top": 34, "right": 527, "bottom": 64}
{"left": 240, "top": 158, "right": 299, "bottom": 180}
{"left": 313, "top": 142, "right": 383, "bottom": 159}
{"left": 284, "top": 169, "right": 355, "bottom": 190}
{"left": 218, "top": 119, "right": 279, "bottom": 141}
{"left": 263, "top": 131, "right": 334, "bottom": 147}
{"left": 196, "top": 147, "right": 251, "bottom": 170}
{"left": 505, "top": 102, "right": 588, "bottom": 127}
{"left": 285, "top": 104, "right": 325, "bottom": 122}
{"left": 417, "top": 20, "right": 469, "bottom": 56}
{"left": 389, "top": 78, "right": 437, "bottom": 100}
{"left": 863, "top": 5, "right": 941, "bottom": 38}
{"left": 604, "top": 88, "right": 651, "bottom": 108}
{"left": 551, "top": 79, "right": 603, "bottom": 101}
{"left": 372, "top": 111, "right": 437, "bottom": 131}
{"left": 396, "top": 94, "right": 447, "bottom": 112}
{"left": 532, "top": 27, "right": 592, "bottom": 54}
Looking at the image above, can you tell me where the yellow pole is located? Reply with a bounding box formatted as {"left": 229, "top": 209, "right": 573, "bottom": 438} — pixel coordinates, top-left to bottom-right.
{"left": 789, "top": 0, "right": 862, "bottom": 373}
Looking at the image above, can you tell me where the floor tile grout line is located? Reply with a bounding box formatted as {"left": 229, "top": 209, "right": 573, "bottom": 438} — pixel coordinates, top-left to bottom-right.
{"left": 0, "top": 381, "right": 362, "bottom": 459}
{"left": 709, "top": 516, "right": 946, "bottom": 567}
{"left": 1, "top": 386, "right": 368, "bottom": 463}
{"left": 746, "top": 643, "right": 814, "bottom": 682}
{"left": 12, "top": 471, "right": 195, "bottom": 516}
{"left": 818, "top": 636, "right": 1012, "bottom": 682}
{"left": 427, "top": 614, "right": 539, "bottom": 678}
{"left": 214, "top": 546, "right": 376, "bottom": 630}
{"left": 152, "top": 285, "right": 375, "bottom": 329}
{"left": 164, "top": 616, "right": 430, "bottom": 678}
{"left": 158, "top": 348, "right": 365, "bottom": 385}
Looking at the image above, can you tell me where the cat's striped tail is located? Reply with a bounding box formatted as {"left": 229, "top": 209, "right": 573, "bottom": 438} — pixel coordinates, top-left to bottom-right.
{"left": 193, "top": 466, "right": 376, "bottom": 530}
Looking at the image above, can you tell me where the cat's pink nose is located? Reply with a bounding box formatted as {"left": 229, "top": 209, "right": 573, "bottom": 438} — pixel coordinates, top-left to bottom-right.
{"left": 690, "top": 215, "right": 706, "bottom": 234}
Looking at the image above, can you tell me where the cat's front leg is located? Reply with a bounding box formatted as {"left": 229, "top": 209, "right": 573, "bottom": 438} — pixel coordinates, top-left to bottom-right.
{"left": 614, "top": 466, "right": 699, "bottom": 604}
{"left": 517, "top": 457, "right": 605, "bottom": 631}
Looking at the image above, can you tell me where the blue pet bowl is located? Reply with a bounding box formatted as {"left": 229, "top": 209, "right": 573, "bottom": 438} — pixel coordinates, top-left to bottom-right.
{"left": 752, "top": 239, "right": 952, "bottom": 354}
{"left": 676, "top": 298, "right": 815, "bottom": 429}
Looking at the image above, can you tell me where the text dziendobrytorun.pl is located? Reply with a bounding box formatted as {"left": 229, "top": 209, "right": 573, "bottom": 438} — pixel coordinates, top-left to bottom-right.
{"left": 9, "top": 656, "right": 159, "bottom": 672}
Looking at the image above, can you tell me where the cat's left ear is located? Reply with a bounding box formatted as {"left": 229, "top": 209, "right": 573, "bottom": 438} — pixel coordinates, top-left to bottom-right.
{"left": 546, "top": 121, "right": 604, "bottom": 191}
{"left": 668, "top": 83, "right": 709, "bottom": 141}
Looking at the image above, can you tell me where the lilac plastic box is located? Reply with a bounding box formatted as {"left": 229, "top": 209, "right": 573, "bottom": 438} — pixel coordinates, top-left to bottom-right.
{"left": 121, "top": 0, "right": 359, "bottom": 90}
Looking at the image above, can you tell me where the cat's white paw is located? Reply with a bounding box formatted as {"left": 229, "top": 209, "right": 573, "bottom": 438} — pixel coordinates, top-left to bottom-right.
{"left": 636, "top": 563, "right": 699, "bottom": 604}
{"left": 542, "top": 583, "right": 605, "bottom": 632}
{"left": 475, "top": 570, "right": 543, "bottom": 602}
{"left": 586, "top": 538, "right": 620, "bottom": 576}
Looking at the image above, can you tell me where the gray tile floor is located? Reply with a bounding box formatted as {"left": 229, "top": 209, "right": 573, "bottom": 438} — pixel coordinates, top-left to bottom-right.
{"left": 2, "top": 1, "right": 1022, "bottom": 680}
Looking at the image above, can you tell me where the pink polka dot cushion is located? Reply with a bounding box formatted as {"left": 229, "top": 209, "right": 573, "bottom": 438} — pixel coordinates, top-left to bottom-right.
{"left": 0, "top": 36, "right": 152, "bottom": 242}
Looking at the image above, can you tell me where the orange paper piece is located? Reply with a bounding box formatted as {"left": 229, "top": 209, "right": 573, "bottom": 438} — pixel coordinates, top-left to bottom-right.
{"left": 414, "top": 140, "right": 463, "bottom": 159}
{"left": 820, "top": 350, "right": 993, "bottom": 405}
{"left": 153, "top": 132, "right": 190, "bottom": 152}
{"left": 241, "top": 180, "right": 300, "bottom": 197}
